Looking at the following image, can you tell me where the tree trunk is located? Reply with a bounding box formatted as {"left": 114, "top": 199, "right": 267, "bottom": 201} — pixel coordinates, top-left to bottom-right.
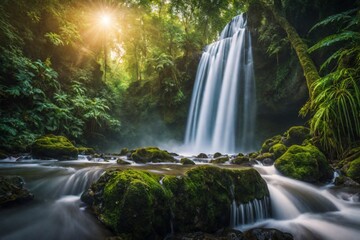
{"left": 259, "top": 1, "right": 320, "bottom": 100}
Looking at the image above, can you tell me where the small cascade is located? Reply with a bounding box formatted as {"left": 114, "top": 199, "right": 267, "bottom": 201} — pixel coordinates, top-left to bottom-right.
{"left": 29, "top": 166, "right": 104, "bottom": 198}
{"left": 184, "top": 13, "right": 256, "bottom": 154}
{"left": 230, "top": 197, "right": 271, "bottom": 227}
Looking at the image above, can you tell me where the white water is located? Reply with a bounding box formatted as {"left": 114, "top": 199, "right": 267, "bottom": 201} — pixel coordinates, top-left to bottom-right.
{"left": 184, "top": 13, "right": 256, "bottom": 154}
{"left": 233, "top": 165, "right": 360, "bottom": 240}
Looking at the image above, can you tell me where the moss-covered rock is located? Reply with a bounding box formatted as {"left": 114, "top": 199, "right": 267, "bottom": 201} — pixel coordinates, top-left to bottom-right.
{"left": 163, "top": 166, "right": 269, "bottom": 233}
{"left": 116, "top": 159, "right": 131, "bottom": 165}
{"left": 213, "top": 152, "right": 222, "bottom": 158}
{"left": 197, "top": 153, "right": 208, "bottom": 158}
{"left": 180, "top": 158, "right": 195, "bottom": 165}
{"left": 81, "top": 170, "right": 171, "bottom": 239}
{"left": 0, "top": 176, "right": 34, "bottom": 206}
{"left": 31, "top": 135, "right": 78, "bottom": 160}
{"left": 231, "top": 156, "right": 250, "bottom": 165}
{"left": 284, "top": 126, "right": 310, "bottom": 146}
{"left": 249, "top": 152, "right": 259, "bottom": 159}
{"left": 274, "top": 144, "right": 333, "bottom": 183}
{"left": 260, "top": 135, "right": 282, "bottom": 153}
{"left": 347, "top": 157, "right": 360, "bottom": 183}
{"left": 131, "top": 147, "right": 175, "bottom": 163}
{"left": 120, "top": 148, "right": 129, "bottom": 156}
{"left": 210, "top": 156, "right": 229, "bottom": 164}
{"left": 256, "top": 152, "right": 274, "bottom": 161}
{"left": 77, "top": 147, "right": 95, "bottom": 155}
{"left": 269, "top": 143, "right": 287, "bottom": 159}
{"left": 82, "top": 166, "right": 269, "bottom": 238}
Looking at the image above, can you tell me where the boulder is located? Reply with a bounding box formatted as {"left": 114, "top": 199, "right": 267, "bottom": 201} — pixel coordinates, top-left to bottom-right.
{"left": 0, "top": 176, "right": 34, "bottom": 206}
{"left": 283, "top": 126, "right": 310, "bottom": 146}
{"left": 81, "top": 170, "right": 171, "bottom": 239}
{"left": 210, "top": 156, "right": 229, "bottom": 164}
{"left": 243, "top": 228, "right": 294, "bottom": 240}
{"left": 213, "top": 152, "right": 222, "bottom": 158}
{"left": 231, "top": 156, "right": 250, "bottom": 165}
{"left": 77, "top": 147, "right": 96, "bottom": 155}
{"left": 119, "top": 148, "right": 129, "bottom": 156}
{"left": 347, "top": 157, "right": 360, "bottom": 183}
{"left": 163, "top": 166, "right": 269, "bottom": 233}
{"left": 269, "top": 143, "right": 287, "bottom": 159}
{"left": 116, "top": 158, "right": 131, "bottom": 165}
{"left": 131, "top": 147, "right": 175, "bottom": 163}
{"left": 82, "top": 166, "right": 269, "bottom": 238}
{"left": 274, "top": 144, "right": 333, "bottom": 183}
{"left": 31, "top": 135, "right": 78, "bottom": 160}
{"left": 180, "top": 158, "right": 195, "bottom": 165}
{"left": 196, "top": 153, "right": 208, "bottom": 158}
{"left": 260, "top": 135, "right": 282, "bottom": 153}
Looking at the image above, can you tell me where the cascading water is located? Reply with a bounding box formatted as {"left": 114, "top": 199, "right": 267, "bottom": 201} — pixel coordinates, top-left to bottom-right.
{"left": 184, "top": 13, "right": 256, "bottom": 154}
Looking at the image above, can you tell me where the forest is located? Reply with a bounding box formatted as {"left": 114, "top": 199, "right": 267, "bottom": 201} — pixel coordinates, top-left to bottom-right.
{"left": 0, "top": 0, "right": 360, "bottom": 239}
{"left": 0, "top": 0, "right": 358, "bottom": 158}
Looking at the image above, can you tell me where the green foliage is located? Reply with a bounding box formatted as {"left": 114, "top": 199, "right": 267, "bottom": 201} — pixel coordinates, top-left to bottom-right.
{"left": 308, "top": 9, "right": 360, "bottom": 158}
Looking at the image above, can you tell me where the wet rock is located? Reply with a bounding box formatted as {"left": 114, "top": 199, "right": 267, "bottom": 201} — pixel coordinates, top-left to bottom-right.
{"left": 180, "top": 158, "right": 195, "bottom": 165}
{"left": 262, "top": 158, "right": 274, "bottom": 166}
{"left": 283, "top": 126, "right": 310, "bottom": 146}
{"left": 77, "top": 147, "right": 96, "bottom": 155}
{"left": 116, "top": 158, "right": 131, "bottom": 165}
{"left": 119, "top": 148, "right": 129, "bottom": 156}
{"left": 269, "top": 143, "right": 287, "bottom": 159}
{"left": 231, "top": 156, "right": 250, "bottom": 165}
{"left": 243, "top": 228, "right": 293, "bottom": 240}
{"left": 213, "top": 152, "right": 222, "bottom": 158}
{"left": 83, "top": 166, "right": 269, "bottom": 239}
{"left": 346, "top": 157, "right": 360, "bottom": 183}
{"left": 275, "top": 144, "right": 333, "bottom": 183}
{"left": 131, "top": 147, "right": 175, "bottom": 163}
{"left": 197, "top": 153, "right": 208, "bottom": 158}
{"left": 210, "top": 156, "right": 229, "bottom": 164}
{"left": 0, "top": 176, "right": 34, "bottom": 206}
{"left": 31, "top": 134, "right": 78, "bottom": 160}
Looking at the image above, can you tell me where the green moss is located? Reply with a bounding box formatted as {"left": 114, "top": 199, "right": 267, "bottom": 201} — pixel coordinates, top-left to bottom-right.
{"left": 213, "top": 152, "right": 222, "bottom": 158}
{"left": 116, "top": 159, "right": 131, "bottom": 165}
{"left": 249, "top": 152, "right": 259, "bottom": 158}
{"left": 163, "top": 166, "right": 269, "bottom": 233}
{"left": 120, "top": 148, "right": 129, "bottom": 156}
{"left": 256, "top": 152, "right": 274, "bottom": 160}
{"left": 196, "top": 153, "right": 208, "bottom": 158}
{"left": 102, "top": 170, "right": 171, "bottom": 239}
{"left": 31, "top": 135, "right": 78, "bottom": 160}
{"left": 210, "top": 156, "right": 229, "bottom": 164}
{"left": 231, "top": 156, "right": 250, "bottom": 165}
{"left": 180, "top": 158, "right": 195, "bottom": 165}
{"left": 274, "top": 144, "right": 332, "bottom": 182}
{"left": 77, "top": 147, "right": 95, "bottom": 155}
{"left": 284, "top": 126, "right": 310, "bottom": 146}
{"left": 260, "top": 135, "right": 282, "bottom": 153}
{"left": 83, "top": 166, "right": 269, "bottom": 237}
{"left": 131, "top": 147, "right": 175, "bottom": 163}
{"left": 347, "top": 157, "right": 360, "bottom": 183}
{"left": 269, "top": 143, "right": 287, "bottom": 159}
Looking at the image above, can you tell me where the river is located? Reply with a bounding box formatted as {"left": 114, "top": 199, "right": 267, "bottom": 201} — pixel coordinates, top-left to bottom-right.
{"left": 1, "top": 157, "right": 359, "bottom": 240}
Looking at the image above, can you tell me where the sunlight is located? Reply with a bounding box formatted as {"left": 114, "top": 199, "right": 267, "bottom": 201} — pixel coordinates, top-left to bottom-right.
{"left": 100, "top": 14, "right": 111, "bottom": 27}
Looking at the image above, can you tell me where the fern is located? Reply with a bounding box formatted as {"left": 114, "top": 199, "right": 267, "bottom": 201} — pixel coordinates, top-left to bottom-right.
{"left": 308, "top": 31, "right": 360, "bottom": 53}
{"left": 309, "top": 8, "right": 359, "bottom": 33}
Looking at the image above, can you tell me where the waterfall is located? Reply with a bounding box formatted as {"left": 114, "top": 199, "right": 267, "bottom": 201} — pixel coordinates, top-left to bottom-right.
{"left": 230, "top": 197, "right": 271, "bottom": 227}
{"left": 184, "top": 13, "right": 256, "bottom": 154}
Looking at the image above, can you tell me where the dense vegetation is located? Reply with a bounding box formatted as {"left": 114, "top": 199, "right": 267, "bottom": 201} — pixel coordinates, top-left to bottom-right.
{"left": 0, "top": 0, "right": 359, "bottom": 161}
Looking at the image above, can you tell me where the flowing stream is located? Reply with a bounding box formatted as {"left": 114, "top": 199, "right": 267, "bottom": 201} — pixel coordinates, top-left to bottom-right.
{"left": 1, "top": 158, "right": 359, "bottom": 240}
{"left": 233, "top": 164, "right": 360, "bottom": 240}
{"left": 184, "top": 13, "right": 256, "bottom": 154}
